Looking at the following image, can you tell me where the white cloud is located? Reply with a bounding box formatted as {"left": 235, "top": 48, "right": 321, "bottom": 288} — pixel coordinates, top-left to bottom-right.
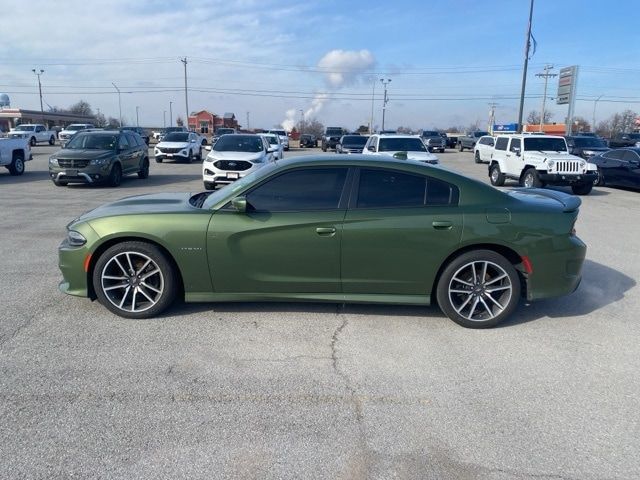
{"left": 317, "top": 49, "right": 375, "bottom": 88}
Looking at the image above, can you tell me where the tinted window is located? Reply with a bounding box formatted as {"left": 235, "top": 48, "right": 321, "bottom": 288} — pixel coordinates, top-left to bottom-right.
{"left": 427, "top": 177, "right": 459, "bottom": 206}
{"left": 66, "top": 133, "right": 118, "bottom": 150}
{"left": 603, "top": 150, "right": 625, "bottom": 160}
{"left": 378, "top": 138, "right": 426, "bottom": 152}
{"left": 622, "top": 150, "right": 640, "bottom": 162}
{"left": 246, "top": 168, "right": 347, "bottom": 212}
{"left": 573, "top": 137, "right": 607, "bottom": 148}
{"left": 118, "top": 135, "right": 130, "bottom": 149}
{"left": 357, "top": 169, "right": 426, "bottom": 208}
{"left": 510, "top": 138, "right": 521, "bottom": 152}
{"left": 341, "top": 135, "right": 367, "bottom": 146}
{"left": 214, "top": 135, "right": 263, "bottom": 153}
{"left": 495, "top": 137, "right": 508, "bottom": 150}
{"left": 165, "top": 133, "right": 189, "bottom": 142}
{"left": 523, "top": 137, "right": 567, "bottom": 152}
{"left": 125, "top": 132, "right": 139, "bottom": 147}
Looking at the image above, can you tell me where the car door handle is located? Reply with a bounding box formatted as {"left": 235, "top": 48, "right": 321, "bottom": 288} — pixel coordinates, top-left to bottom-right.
{"left": 316, "top": 227, "right": 336, "bottom": 236}
{"left": 432, "top": 221, "right": 453, "bottom": 230}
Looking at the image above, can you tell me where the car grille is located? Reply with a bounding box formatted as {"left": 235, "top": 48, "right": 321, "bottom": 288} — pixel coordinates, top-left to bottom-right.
{"left": 346, "top": 147, "right": 363, "bottom": 153}
{"left": 554, "top": 161, "right": 582, "bottom": 174}
{"left": 214, "top": 160, "right": 253, "bottom": 171}
{"left": 59, "top": 133, "right": 71, "bottom": 140}
{"left": 159, "top": 147, "right": 183, "bottom": 154}
{"left": 58, "top": 159, "right": 91, "bottom": 168}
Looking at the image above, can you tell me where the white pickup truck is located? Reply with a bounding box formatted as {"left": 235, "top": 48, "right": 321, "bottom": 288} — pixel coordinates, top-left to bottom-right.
{"left": 0, "top": 137, "right": 32, "bottom": 175}
{"left": 8, "top": 124, "right": 57, "bottom": 146}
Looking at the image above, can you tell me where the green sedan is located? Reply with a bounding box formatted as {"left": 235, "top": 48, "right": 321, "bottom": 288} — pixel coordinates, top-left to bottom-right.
{"left": 58, "top": 156, "right": 586, "bottom": 328}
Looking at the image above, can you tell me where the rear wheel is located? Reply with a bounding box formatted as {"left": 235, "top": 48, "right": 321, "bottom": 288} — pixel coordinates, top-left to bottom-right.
{"left": 8, "top": 153, "right": 25, "bottom": 175}
{"left": 204, "top": 181, "right": 216, "bottom": 190}
{"left": 489, "top": 163, "right": 505, "bottom": 186}
{"left": 155, "top": 158, "right": 163, "bottom": 163}
{"left": 458, "top": 143, "right": 464, "bottom": 152}
{"left": 92, "top": 241, "right": 178, "bottom": 319}
{"left": 474, "top": 151, "right": 482, "bottom": 164}
{"left": 521, "top": 168, "right": 542, "bottom": 188}
{"left": 436, "top": 250, "right": 521, "bottom": 328}
{"left": 30, "top": 137, "right": 36, "bottom": 147}
{"left": 138, "top": 158, "right": 149, "bottom": 179}
{"left": 571, "top": 182, "right": 593, "bottom": 195}
{"left": 594, "top": 168, "right": 605, "bottom": 186}
{"left": 49, "top": 136, "right": 55, "bottom": 146}
{"left": 53, "top": 179, "right": 68, "bottom": 187}
{"left": 196, "top": 148, "right": 202, "bottom": 161}
{"left": 108, "top": 163, "right": 122, "bottom": 187}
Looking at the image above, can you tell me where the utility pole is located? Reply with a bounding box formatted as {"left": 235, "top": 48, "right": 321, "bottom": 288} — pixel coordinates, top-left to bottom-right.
{"left": 32, "top": 69, "right": 44, "bottom": 122}
{"left": 369, "top": 78, "right": 376, "bottom": 134}
{"left": 592, "top": 94, "right": 604, "bottom": 133}
{"left": 299, "top": 109, "right": 304, "bottom": 134}
{"left": 111, "top": 82, "right": 122, "bottom": 127}
{"left": 488, "top": 102, "right": 498, "bottom": 133}
{"left": 380, "top": 78, "right": 391, "bottom": 131}
{"left": 163, "top": 110, "right": 166, "bottom": 128}
{"left": 516, "top": 0, "right": 535, "bottom": 133}
{"left": 136, "top": 106, "right": 140, "bottom": 127}
{"left": 246, "top": 111, "right": 250, "bottom": 130}
{"left": 180, "top": 57, "right": 189, "bottom": 130}
{"left": 535, "top": 64, "right": 557, "bottom": 132}
{"left": 169, "top": 101, "right": 173, "bottom": 127}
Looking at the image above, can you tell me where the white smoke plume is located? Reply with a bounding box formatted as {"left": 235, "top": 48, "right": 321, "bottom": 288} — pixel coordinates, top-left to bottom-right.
{"left": 280, "top": 49, "right": 375, "bottom": 131}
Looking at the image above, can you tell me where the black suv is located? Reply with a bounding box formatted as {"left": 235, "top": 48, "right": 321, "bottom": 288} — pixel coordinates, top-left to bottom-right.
{"left": 565, "top": 135, "right": 609, "bottom": 160}
{"left": 48, "top": 130, "right": 149, "bottom": 187}
{"left": 299, "top": 134, "right": 317, "bottom": 148}
{"left": 121, "top": 126, "right": 150, "bottom": 145}
{"left": 321, "top": 127, "right": 344, "bottom": 151}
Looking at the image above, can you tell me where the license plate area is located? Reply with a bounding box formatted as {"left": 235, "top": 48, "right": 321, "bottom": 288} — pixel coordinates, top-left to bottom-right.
{"left": 65, "top": 169, "right": 78, "bottom": 176}
{"left": 227, "top": 172, "right": 239, "bottom": 179}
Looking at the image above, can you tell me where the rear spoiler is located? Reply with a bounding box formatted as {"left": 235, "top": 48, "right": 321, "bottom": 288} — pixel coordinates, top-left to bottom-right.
{"left": 508, "top": 188, "right": 581, "bottom": 213}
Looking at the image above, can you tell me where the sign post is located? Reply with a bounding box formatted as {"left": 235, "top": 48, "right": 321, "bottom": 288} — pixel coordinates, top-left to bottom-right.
{"left": 557, "top": 65, "right": 579, "bottom": 135}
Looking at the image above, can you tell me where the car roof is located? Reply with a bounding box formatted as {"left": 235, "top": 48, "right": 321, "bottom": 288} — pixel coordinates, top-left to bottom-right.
{"left": 372, "top": 134, "right": 421, "bottom": 139}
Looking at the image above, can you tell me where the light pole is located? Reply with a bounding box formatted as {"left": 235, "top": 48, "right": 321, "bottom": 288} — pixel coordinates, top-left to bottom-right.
{"left": 32, "top": 69, "right": 44, "bottom": 122}
{"left": 180, "top": 58, "right": 189, "bottom": 129}
{"left": 592, "top": 94, "right": 604, "bottom": 133}
{"left": 516, "top": 0, "right": 535, "bottom": 133}
{"left": 299, "top": 109, "right": 304, "bottom": 134}
{"left": 369, "top": 78, "right": 376, "bottom": 134}
{"left": 111, "top": 82, "right": 122, "bottom": 127}
{"left": 380, "top": 78, "right": 391, "bottom": 131}
{"left": 169, "top": 101, "right": 173, "bottom": 127}
{"left": 163, "top": 110, "right": 166, "bottom": 129}
{"left": 136, "top": 106, "right": 140, "bottom": 127}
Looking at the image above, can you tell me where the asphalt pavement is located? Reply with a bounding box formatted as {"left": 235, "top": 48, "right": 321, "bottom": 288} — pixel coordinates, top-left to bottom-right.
{"left": 0, "top": 145, "right": 638, "bottom": 479}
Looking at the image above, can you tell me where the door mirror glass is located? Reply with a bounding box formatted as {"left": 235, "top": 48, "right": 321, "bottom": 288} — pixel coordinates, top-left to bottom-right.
{"left": 513, "top": 147, "right": 521, "bottom": 156}
{"left": 231, "top": 196, "right": 247, "bottom": 213}
{"left": 367, "top": 145, "right": 376, "bottom": 152}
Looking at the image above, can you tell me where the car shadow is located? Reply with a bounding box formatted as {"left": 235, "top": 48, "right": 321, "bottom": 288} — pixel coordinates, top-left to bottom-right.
{"left": 0, "top": 169, "right": 52, "bottom": 184}
{"left": 168, "top": 260, "right": 633, "bottom": 328}
{"left": 63, "top": 174, "right": 201, "bottom": 190}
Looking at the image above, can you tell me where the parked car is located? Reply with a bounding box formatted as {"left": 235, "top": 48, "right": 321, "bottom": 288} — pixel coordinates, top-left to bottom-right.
{"left": 121, "top": 126, "right": 150, "bottom": 145}
{"left": 267, "top": 129, "right": 289, "bottom": 151}
{"left": 299, "top": 134, "right": 318, "bottom": 148}
{"left": 154, "top": 132, "right": 202, "bottom": 163}
{"left": 321, "top": 127, "right": 344, "bottom": 151}
{"left": 9, "top": 124, "right": 56, "bottom": 146}
{"left": 212, "top": 127, "right": 236, "bottom": 145}
{"left": 564, "top": 136, "right": 609, "bottom": 160}
{"left": 158, "top": 126, "right": 188, "bottom": 142}
{"left": 58, "top": 155, "right": 587, "bottom": 329}
{"left": 420, "top": 130, "right": 446, "bottom": 153}
{"left": 58, "top": 124, "right": 96, "bottom": 147}
{"left": 0, "top": 137, "right": 32, "bottom": 175}
{"left": 458, "top": 131, "right": 489, "bottom": 151}
{"left": 202, "top": 134, "right": 273, "bottom": 190}
{"left": 336, "top": 135, "right": 367, "bottom": 154}
{"left": 591, "top": 148, "right": 640, "bottom": 189}
{"left": 48, "top": 130, "right": 149, "bottom": 187}
{"left": 444, "top": 134, "right": 459, "bottom": 149}
{"left": 488, "top": 134, "right": 597, "bottom": 195}
{"left": 362, "top": 134, "right": 439, "bottom": 164}
{"left": 608, "top": 132, "right": 640, "bottom": 149}
{"left": 258, "top": 133, "right": 284, "bottom": 160}
{"left": 473, "top": 135, "right": 495, "bottom": 163}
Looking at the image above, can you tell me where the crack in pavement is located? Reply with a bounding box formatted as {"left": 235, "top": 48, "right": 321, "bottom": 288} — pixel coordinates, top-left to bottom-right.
{"left": 0, "top": 298, "right": 57, "bottom": 348}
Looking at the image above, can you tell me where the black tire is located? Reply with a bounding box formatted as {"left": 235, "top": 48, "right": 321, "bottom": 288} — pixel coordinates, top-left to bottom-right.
{"left": 186, "top": 150, "right": 193, "bottom": 164}
{"left": 458, "top": 143, "right": 464, "bottom": 152}
{"left": 196, "top": 148, "right": 202, "bottom": 161}
{"left": 8, "top": 153, "right": 25, "bottom": 176}
{"left": 138, "top": 158, "right": 149, "bottom": 179}
{"left": 53, "top": 179, "right": 68, "bottom": 187}
{"left": 92, "top": 241, "right": 178, "bottom": 319}
{"left": 322, "top": 145, "right": 327, "bottom": 152}
{"left": 489, "top": 163, "right": 505, "bottom": 186}
{"left": 521, "top": 168, "right": 542, "bottom": 188}
{"left": 594, "top": 168, "right": 605, "bottom": 186}
{"left": 436, "top": 249, "right": 521, "bottom": 328}
{"left": 571, "top": 182, "right": 593, "bottom": 195}
{"left": 49, "top": 136, "right": 55, "bottom": 146}
{"left": 474, "top": 151, "right": 482, "bottom": 164}
{"left": 108, "top": 163, "right": 122, "bottom": 187}
{"left": 29, "top": 137, "right": 36, "bottom": 147}
{"left": 204, "top": 182, "right": 216, "bottom": 190}
{"left": 201, "top": 138, "right": 208, "bottom": 146}
{"left": 155, "top": 158, "right": 163, "bottom": 163}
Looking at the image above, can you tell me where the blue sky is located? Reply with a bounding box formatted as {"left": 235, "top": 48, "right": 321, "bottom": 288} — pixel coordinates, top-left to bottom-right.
{"left": 1, "top": 0, "right": 638, "bottom": 130}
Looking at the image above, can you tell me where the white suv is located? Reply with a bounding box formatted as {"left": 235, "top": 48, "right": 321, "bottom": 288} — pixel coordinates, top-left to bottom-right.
{"left": 488, "top": 134, "right": 597, "bottom": 195}
{"left": 362, "top": 134, "right": 439, "bottom": 164}
{"left": 473, "top": 135, "right": 495, "bottom": 164}
{"left": 202, "top": 134, "right": 273, "bottom": 189}
{"left": 267, "top": 129, "right": 289, "bottom": 151}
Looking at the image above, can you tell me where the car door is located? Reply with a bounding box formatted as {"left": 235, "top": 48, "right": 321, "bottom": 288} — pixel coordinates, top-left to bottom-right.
{"left": 341, "top": 167, "right": 462, "bottom": 295}
{"left": 117, "top": 134, "right": 136, "bottom": 173}
{"left": 492, "top": 136, "right": 509, "bottom": 170}
{"left": 207, "top": 167, "right": 351, "bottom": 294}
{"left": 504, "top": 137, "right": 522, "bottom": 174}
{"left": 599, "top": 150, "right": 626, "bottom": 186}
{"left": 480, "top": 137, "right": 495, "bottom": 161}
{"left": 619, "top": 150, "right": 640, "bottom": 188}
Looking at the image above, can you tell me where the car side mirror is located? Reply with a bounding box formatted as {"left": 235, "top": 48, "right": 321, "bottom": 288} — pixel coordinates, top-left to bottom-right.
{"left": 513, "top": 147, "right": 521, "bottom": 156}
{"left": 267, "top": 146, "right": 277, "bottom": 152}
{"left": 367, "top": 145, "right": 376, "bottom": 152}
{"left": 205, "top": 145, "right": 212, "bottom": 151}
{"left": 191, "top": 139, "right": 196, "bottom": 143}
{"left": 231, "top": 196, "right": 247, "bottom": 213}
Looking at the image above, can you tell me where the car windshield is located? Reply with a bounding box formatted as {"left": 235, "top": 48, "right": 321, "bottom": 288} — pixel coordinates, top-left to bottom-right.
{"left": 66, "top": 134, "right": 118, "bottom": 150}
{"left": 379, "top": 138, "right": 427, "bottom": 152}
{"left": 422, "top": 131, "right": 439, "bottom": 136}
{"left": 573, "top": 137, "right": 607, "bottom": 148}
{"left": 217, "top": 129, "right": 235, "bottom": 135}
{"left": 473, "top": 131, "right": 489, "bottom": 137}
{"left": 164, "top": 133, "right": 189, "bottom": 142}
{"left": 213, "top": 135, "right": 263, "bottom": 152}
{"left": 201, "top": 162, "right": 279, "bottom": 209}
{"left": 524, "top": 137, "right": 568, "bottom": 152}
{"left": 342, "top": 136, "right": 367, "bottom": 145}
{"left": 15, "top": 125, "right": 35, "bottom": 131}
{"left": 269, "top": 130, "right": 286, "bottom": 136}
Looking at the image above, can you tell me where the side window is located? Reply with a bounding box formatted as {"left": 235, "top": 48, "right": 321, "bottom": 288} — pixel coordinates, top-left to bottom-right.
{"left": 487, "top": 137, "right": 495, "bottom": 147}
{"left": 357, "top": 169, "right": 426, "bottom": 208}
{"left": 246, "top": 168, "right": 348, "bottom": 212}
{"left": 132, "top": 133, "right": 144, "bottom": 147}
{"left": 125, "top": 133, "right": 139, "bottom": 147}
{"left": 426, "top": 177, "right": 459, "bottom": 206}
{"left": 36, "top": 126, "right": 44, "bottom": 132}
{"left": 495, "top": 137, "right": 509, "bottom": 151}
{"left": 364, "top": 136, "right": 373, "bottom": 150}
{"left": 510, "top": 138, "right": 521, "bottom": 153}
{"left": 118, "top": 134, "right": 130, "bottom": 150}
{"left": 622, "top": 150, "right": 640, "bottom": 163}
{"left": 604, "top": 150, "right": 624, "bottom": 160}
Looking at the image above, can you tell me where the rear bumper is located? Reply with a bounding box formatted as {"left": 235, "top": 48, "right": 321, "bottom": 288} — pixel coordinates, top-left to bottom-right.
{"left": 539, "top": 172, "right": 597, "bottom": 185}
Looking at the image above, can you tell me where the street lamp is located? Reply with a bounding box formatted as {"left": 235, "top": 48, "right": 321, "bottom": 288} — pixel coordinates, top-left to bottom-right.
{"left": 592, "top": 94, "right": 604, "bottom": 133}
{"left": 32, "top": 69, "right": 44, "bottom": 122}
{"left": 111, "top": 82, "right": 122, "bottom": 127}
{"left": 136, "top": 106, "right": 140, "bottom": 127}
{"left": 299, "top": 109, "right": 304, "bottom": 134}
{"left": 163, "top": 110, "right": 166, "bottom": 129}
{"left": 169, "top": 101, "right": 173, "bottom": 127}
{"left": 380, "top": 78, "right": 391, "bottom": 131}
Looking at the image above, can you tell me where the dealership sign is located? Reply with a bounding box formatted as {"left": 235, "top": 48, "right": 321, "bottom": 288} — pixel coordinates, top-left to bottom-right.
{"left": 557, "top": 66, "right": 578, "bottom": 105}
{"left": 493, "top": 123, "right": 518, "bottom": 133}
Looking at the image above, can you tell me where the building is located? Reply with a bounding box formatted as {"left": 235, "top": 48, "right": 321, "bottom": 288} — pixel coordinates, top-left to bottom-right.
{"left": 187, "top": 110, "right": 240, "bottom": 135}
{"left": 0, "top": 107, "right": 95, "bottom": 133}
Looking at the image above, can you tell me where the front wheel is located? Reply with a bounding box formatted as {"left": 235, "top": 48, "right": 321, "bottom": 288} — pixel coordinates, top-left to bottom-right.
{"left": 49, "top": 136, "right": 55, "bottom": 146}
{"left": 436, "top": 250, "right": 521, "bottom": 328}
{"left": 474, "top": 151, "right": 482, "bottom": 164}
{"left": 571, "top": 182, "right": 593, "bottom": 195}
{"left": 458, "top": 143, "right": 464, "bottom": 152}
{"left": 594, "top": 168, "right": 605, "bottom": 186}
{"left": 489, "top": 163, "right": 505, "bottom": 186}
{"left": 108, "top": 163, "right": 122, "bottom": 187}
{"left": 521, "top": 168, "right": 542, "bottom": 188}
{"left": 204, "top": 181, "right": 216, "bottom": 190}
{"left": 30, "top": 137, "right": 36, "bottom": 147}
{"left": 155, "top": 157, "right": 163, "bottom": 163}
{"left": 8, "top": 154, "right": 25, "bottom": 175}
{"left": 92, "top": 241, "right": 178, "bottom": 319}
{"left": 138, "top": 158, "right": 149, "bottom": 179}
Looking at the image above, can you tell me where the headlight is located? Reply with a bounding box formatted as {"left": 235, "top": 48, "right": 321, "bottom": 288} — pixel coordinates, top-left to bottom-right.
{"left": 579, "top": 160, "right": 586, "bottom": 168}
{"left": 89, "top": 158, "right": 109, "bottom": 166}
{"left": 635, "top": 141, "right": 640, "bottom": 148}
{"left": 67, "top": 230, "right": 86, "bottom": 247}
{"left": 49, "top": 157, "right": 59, "bottom": 166}
{"left": 547, "top": 160, "right": 555, "bottom": 168}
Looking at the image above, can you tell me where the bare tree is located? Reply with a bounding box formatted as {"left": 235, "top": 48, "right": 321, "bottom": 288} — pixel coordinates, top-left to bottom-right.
{"left": 68, "top": 100, "right": 93, "bottom": 116}
{"left": 94, "top": 112, "right": 107, "bottom": 127}
{"left": 526, "top": 110, "right": 553, "bottom": 124}
{"left": 297, "top": 118, "right": 324, "bottom": 138}
{"left": 106, "top": 117, "right": 120, "bottom": 128}
{"left": 572, "top": 116, "right": 591, "bottom": 133}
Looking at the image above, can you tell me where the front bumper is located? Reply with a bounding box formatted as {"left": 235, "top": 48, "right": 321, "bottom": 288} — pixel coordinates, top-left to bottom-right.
{"left": 538, "top": 172, "right": 597, "bottom": 185}
{"left": 49, "top": 165, "right": 110, "bottom": 184}
{"left": 202, "top": 161, "right": 262, "bottom": 186}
